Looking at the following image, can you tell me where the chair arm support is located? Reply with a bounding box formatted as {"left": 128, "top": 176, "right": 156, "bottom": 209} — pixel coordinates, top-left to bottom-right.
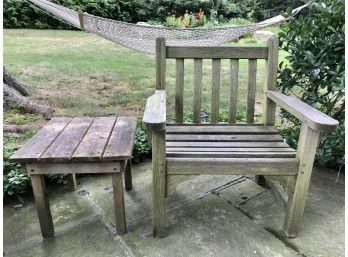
{"left": 143, "top": 90, "right": 166, "bottom": 131}
{"left": 267, "top": 90, "right": 339, "bottom": 133}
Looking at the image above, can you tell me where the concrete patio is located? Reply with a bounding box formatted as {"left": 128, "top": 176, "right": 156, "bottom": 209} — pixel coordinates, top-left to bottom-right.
{"left": 4, "top": 162, "right": 344, "bottom": 257}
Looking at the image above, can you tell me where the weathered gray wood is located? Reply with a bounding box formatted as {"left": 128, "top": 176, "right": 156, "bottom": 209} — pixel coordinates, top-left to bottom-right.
{"left": 78, "top": 11, "right": 85, "bottom": 31}
{"left": 263, "top": 37, "right": 278, "bottom": 126}
{"left": 166, "top": 46, "right": 268, "bottom": 59}
{"left": 26, "top": 162, "right": 121, "bottom": 174}
{"left": 72, "top": 117, "right": 117, "bottom": 161}
{"left": 143, "top": 90, "right": 166, "bottom": 130}
{"left": 67, "top": 174, "right": 77, "bottom": 192}
{"left": 166, "top": 147, "right": 295, "bottom": 152}
{"left": 166, "top": 141, "right": 290, "bottom": 148}
{"left": 103, "top": 117, "right": 137, "bottom": 161}
{"left": 166, "top": 151, "right": 296, "bottom": 158}
{"left": 112, "top": 172, "right": 127, "bottom": 235}
{"left": 156, "top": 38, "right": 166, "bottom": 90}
{"left": 267, "top": 90, "right": 339, "bottom": 133}
{"left": 267, "top": 179, "right": 288, "bottom": 208}
{"left": 283, "top": 125, "right": 321, "bottom": 237}
{"left": 167, "top": 158, "right": 299, "bottom": 175}
{"left": 266, "top": 175, "right": 296, "bottom": 198}
{"left": 211, "top": 59, "right": 221, "bottom": 123}
{"left": 124, "top": 160, "right": 132, "bottom": 191}
{"left": 152, "top": 129, "right": 166, "bottom": 237}
{"left": 246, "top": 59, "right": 257, "bottom": 123}
{"left": 10, "top": 117, "right": 72, "bottom": 162}
{"left": 166, "top": 125, "right": 278, "bottom": 134}
{"left": 175, "top": 58, "right": 184, "bottom": 123}
{"left": 229, "top": 59, "right": 239, "bottom": 123}
{"left": 193, "top": 59, "right": 203, "bottom": 123}
{"left": 40, "top": 117, "right": 93, "bottom": 162}
{"left": 31, "top": 174, "right": 54, "bottom": 237}
{"left": 166, "top": 174, "right": 196, "bottom": 196}
{"left": 166, "top": 134, "right": 283, "bottom": 142}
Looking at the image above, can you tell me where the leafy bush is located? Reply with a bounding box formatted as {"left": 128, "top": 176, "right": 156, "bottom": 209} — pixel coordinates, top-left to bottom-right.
{"left": 132, "top": 127, "right": 151, "bottom": 162}
{"left": 3, "top": 133, "right": 69, "bottom": 201}
{"left": 278, "top": 0, "right": 344, "bottom": 170}
{"left": 3, "top": 144, "right": 30, "bottom": 202}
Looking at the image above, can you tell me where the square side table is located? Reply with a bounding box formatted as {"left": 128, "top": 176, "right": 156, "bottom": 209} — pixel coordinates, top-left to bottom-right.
{"left": 10, "top": 116, "right": 137, "bottom": 237}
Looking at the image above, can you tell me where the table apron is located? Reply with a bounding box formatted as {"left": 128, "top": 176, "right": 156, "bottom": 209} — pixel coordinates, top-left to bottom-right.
{"left": 25, "top": 162, "right": 121, "bottom": 175}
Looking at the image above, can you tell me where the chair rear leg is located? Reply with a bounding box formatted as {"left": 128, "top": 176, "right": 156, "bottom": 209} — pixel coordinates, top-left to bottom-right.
{"left": 152, "top": 129, "right": 166, "bottom": 237}
{"left": 255, "top": 175, "right": 268, "bottom": 187}
{"left": 283, "top": 125, "right": 320, "bottom": 237}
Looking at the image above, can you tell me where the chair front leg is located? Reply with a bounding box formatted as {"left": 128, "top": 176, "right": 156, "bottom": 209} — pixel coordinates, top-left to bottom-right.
{"left": 283, "top": 125, "right": 321, "bottom": 237}
{"left": 152, "top": 129, "right": 166, "bottom": 237}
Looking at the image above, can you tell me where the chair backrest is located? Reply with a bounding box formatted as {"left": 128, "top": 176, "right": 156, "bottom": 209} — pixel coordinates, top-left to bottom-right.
{"left": 155, "top": 37, "right": 278, "bottom": 125}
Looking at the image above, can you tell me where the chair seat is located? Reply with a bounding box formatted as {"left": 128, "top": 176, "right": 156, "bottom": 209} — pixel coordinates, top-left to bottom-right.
{"left": 166, "top": 125, "right": 296, "bottom": 159}
{"left": 165, "top": 125, "right": 299, "bottom": 176}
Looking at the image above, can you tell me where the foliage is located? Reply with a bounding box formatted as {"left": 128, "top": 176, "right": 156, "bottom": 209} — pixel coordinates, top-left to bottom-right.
{"left": 4, "top": 108, "right": 44, "bottom": 125}
{"left": 3, "top": 144, "right": 30, "bottom": 202}
{"left": 3, "top": 132, "right": 69, "bottom": 201}
{"left": 278, "top": 0, "right": 344, "bottom": 170}
{"left": 4, "top": 0, "right": 307, "bottom": 29}
{"left": 132, "top": 127, "right": 151, "bottom": 162}
{"left": 165, "top": 9, "right": 207, "bottom": 28}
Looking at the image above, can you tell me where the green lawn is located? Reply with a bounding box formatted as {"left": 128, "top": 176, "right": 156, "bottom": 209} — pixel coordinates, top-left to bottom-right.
{"left": 4, "top": 29, "right": 286, "bottom": 122}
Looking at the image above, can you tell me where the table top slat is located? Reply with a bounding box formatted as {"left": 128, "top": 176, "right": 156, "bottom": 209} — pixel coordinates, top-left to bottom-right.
{"left": 9, "top": 117, "right": 72, "bottom": 162}
{"left": 103, "top": 117, "right": 137, "bottom": 160}
{"left": 72, "top": 117, "right": 117, "bottom": 161}
{"left": 40, "top": 117, "right": 94, "bottom": 162}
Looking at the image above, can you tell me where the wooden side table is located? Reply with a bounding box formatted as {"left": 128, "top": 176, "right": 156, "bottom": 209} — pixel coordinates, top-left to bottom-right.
{"left": 10, "top": 116, "right": 137, "bottom": 237}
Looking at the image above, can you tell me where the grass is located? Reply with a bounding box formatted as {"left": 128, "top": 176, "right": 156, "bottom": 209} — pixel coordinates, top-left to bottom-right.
{"left": 4, "top": 29, "right": 287, "bottom": 123}
{"left": 4, "top": 109, "right": 44, "bottom": 125}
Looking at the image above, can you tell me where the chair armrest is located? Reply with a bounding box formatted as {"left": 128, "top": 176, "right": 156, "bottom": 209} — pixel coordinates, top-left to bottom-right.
{"left": 143, "top": 90, "right": 166, "bottom": 130}
{"left": 267, "top": 90, "right": 338, "bottom": 133}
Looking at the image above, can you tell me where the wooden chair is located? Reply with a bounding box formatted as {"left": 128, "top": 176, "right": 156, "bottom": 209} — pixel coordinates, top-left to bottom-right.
{"left": 143, "top": 37, "right": 338, "bottom": 238}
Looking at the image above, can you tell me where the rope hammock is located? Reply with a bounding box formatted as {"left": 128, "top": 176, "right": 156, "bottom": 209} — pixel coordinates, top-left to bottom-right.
{"left": 27, "top": 0, "right": 308, "bottom": 54}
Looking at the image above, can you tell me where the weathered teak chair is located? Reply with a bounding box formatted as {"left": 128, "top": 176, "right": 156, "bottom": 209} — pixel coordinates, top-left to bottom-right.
{"left": 143, "top": 37, "right": 338, "bottom": 238}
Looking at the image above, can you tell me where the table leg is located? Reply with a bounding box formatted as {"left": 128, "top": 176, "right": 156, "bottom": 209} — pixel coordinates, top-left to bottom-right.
{"left": 67, "top": 174, "right": 77, "bottom": 192}
{"left": 124, "top": 160, "right": 132, "bottom": 191}
{"left": 112, "top": 172, "right": 126, "bottom": 235}
{"left": 31, "top": 174, "right": 54, "bottom": 237}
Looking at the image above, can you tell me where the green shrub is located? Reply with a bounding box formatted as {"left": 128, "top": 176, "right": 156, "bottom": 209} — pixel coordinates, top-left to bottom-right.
{"left": 4, "top": 133, "right": 69, "bottom": 201}
{"left": 3, "top": 144, "right": 30, "bottom": 202}
{"left": 132, "top": 127, "right": 151, "bottom": 162}
{"left": 278, "top": 0, "right": 344, "bottom": 170}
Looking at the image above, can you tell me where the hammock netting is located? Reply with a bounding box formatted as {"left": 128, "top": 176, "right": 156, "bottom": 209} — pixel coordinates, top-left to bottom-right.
{"left": 28, "top": 0, "right": 308, "bottom": 54}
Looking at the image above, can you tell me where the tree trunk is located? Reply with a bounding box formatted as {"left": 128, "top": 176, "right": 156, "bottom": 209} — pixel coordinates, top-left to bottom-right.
{"left": 4, "top": 83, "right": 54, "bottom": 118}
{"left": 3, "top": 66, "right": 30, "bottom": 96}
{"left": 3, "top": 66, "right": 54, "bottom": 118}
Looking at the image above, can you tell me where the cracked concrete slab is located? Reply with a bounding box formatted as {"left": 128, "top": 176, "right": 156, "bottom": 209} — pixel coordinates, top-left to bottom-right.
{"left": 4, "top": 219, "right": 129, "bottom": 257}
{"left": 3, "top": 162, "right": 344, "bottom": 257}
{"left": 80, "top": 162, "right": 247, "bottom": 227}
{"left": 4, "top": 184, "right": 96, "bottom": 253}
{"left": 123, "top": 194, "right": 300, "bottom": 257}
{"left": 240, "top": 167, "right": 345, "bottom": 257}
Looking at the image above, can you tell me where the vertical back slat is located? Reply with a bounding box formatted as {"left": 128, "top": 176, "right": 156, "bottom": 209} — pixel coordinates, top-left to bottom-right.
{"left": 263, "top": 37, "right": 279, "bottom": 125}
{"left": 193, "top": 59, "right": 203, "bottom": 123}
{"left": 211, "top": 59, "right": 221, "bottom": 123}
{"left": 175, "top": 59, "right": 184, "bottom": 123}
{"left": 229, "top": 59, "right": 239, "bottom": 123}
{"left": 246, "top": 59, "right": 257, "bottom": 123}
{"left": 156, "top": 38, "right": 166, "bottom": 90}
